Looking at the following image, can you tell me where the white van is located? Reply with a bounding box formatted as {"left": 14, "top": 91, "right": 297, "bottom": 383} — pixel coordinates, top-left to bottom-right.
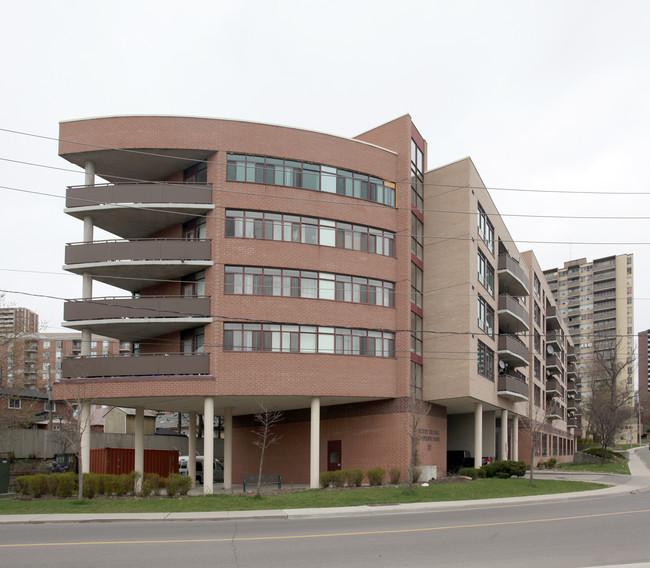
{"left": 178, "top": 456, "right": 224, "bottom": 484}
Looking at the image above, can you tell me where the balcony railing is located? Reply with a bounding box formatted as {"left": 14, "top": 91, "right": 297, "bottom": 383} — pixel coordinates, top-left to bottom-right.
{"left": 545, "top": 306, "right": 562, "bottom": 330}
{"left": 546, "top": 353, "right": 563, "bottom": 373}
{"left": 64, "top": 183, "right": 215, "bottom": 239}
{"left": 546, "top": 329, "right": 563, "bottom": 348}
{"left": 497, "top": 373, "right": 529, "bottom": 401}
{"left": 497, "top": 254, "right": 530, "bottom": 296}
{"left": 497, "top": 294, "right": 530, "bottom": 333}
{"left": 64, "top": 296, "right": 210, "bottom": 322}
{"left": 62, "top": 352, "right": 210, "bottom": 379}
{"left": 66, "top": 182, "right": 213, "bottom": 208}
{"left": 545, "top": 378, "right": 562, "bottom": 395}
{"left": 65, "top": 238, "right": 211, "bottom": 265}
{"left": 497, "top": 334, "right": 530, "bottom": 367}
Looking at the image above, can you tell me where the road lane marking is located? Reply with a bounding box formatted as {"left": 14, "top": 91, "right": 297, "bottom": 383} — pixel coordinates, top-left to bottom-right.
{"left": 3, "top": 508, "right": 650, "bottom": 548}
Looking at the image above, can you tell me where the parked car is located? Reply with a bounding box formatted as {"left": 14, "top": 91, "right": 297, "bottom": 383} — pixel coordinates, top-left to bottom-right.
{"left": 178, "top": 456, "right": 224, "bottom": 484}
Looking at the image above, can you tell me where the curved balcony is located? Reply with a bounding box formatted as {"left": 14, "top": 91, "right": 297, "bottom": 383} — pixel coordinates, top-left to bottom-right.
{"left": 546, "top": 329, "right": 563, "bottom": 350}
{"left": 545, "top": 377, "right": 562, "bottom": 396}
{"left": 567, "top": 345, "right": 577, "bottom": 363}
{"left": 545, "top": 305, "right": 562, "bottom": 330}
{"left": 497, "top": 254, "right": 529, "bottom": 296}
{"left": 497, "top": 334, "right": 529, "bottom": 367}
{"left": 65, "top": 183, "right": 215, "bottom": 239}
{"left": 63, "top": 296, "right": 212, "bottom": 341}
{"left": 497, "top": 294, "right": 529, "bottom": 333}
{"left": 62, "top": 352, "right": 210, "bottom": 379}
{"left": 546, "top": 409, "right": 563, "bottom": 420}
{"left": 546, "top": 352, "right": 563, "bottom": 374}
{"left": 64, "top": 239, "right": 213, "bottom": 292}
{"left": 497, "top": 372, "right": 529, "bottom": 401}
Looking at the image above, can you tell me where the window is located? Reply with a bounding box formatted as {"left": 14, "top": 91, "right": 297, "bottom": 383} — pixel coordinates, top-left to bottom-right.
{"left": 45, "top": 400, "right": 56, "bottom": 412}
{"left": 477, "top": 204, "right": 494, "bottom": 254}
{"left": 477, "top": 341, "right": 494, "bottom": 380}
{"left": 8, "top": 398, "right": 21, "bottom": 409}
{"left": 411, "top": 361, "right": 423, "bottom": 399}
{"left": 534, "top": 302, "right": 541, "bottom": 326}
{"left": 182, "top": 270, "right": 206, "bottom": 297}
{"left": 477, "top": 295, "right": 494, "bottom": 336}
{"left": 411, "top": 312, "right": 423, "bottom": 356}
{"left": 411, "top": 263, "right": 423, "bottom": 308}
{"left": 183, "top": 217, "right": 207, "bottom": 240}
{"left": 225, "top": 266, "right": 394, "bottom": 307}
{"left": 534, "top": 330, "right": 541, "bottom": 353}
{"left": 224, "top": 323, "right": 395, "bottom": 358}
{"left": 411, "top": 139, "right": 424, "bottom": 212}
{"left": 181, "top": 327, "right": 205, "bottom": 354}
{"left": 183, "top": 162, "right": 208, "bottom": 183}
{"left": 411, "top": 214, "right": 423, "bottom": 260}
{"left": 534, "top": 357, "right": 541, "bottom": 379}
{"left": 225, "top": 210, "right": 395, "bottom": 257}
{"left": 534, "top": 274, "right": 541, "bottom": 299}
{"left": 226, "top": 154, "right": 395, "bottom": 207}
{"left": 477, "top": 250, "right": 494, "bottom": 295}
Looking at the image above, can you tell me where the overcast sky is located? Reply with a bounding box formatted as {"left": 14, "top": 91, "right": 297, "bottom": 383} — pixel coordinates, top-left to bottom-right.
{"left": 2, "top": 0, "right": 650, "bottom": 348}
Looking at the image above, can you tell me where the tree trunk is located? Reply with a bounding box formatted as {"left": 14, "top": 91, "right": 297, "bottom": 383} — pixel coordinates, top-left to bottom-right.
{"left": 529, "top": 436, "right": 535, "bottom": 487}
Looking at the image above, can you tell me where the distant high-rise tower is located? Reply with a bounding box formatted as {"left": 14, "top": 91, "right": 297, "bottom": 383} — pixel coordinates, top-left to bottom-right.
{"left": 638, "top": 330, "right": 650, "bottom": 429}
{"left": 0, "top": 307, "right": 39, "bottom": 334}
{"left": 543, "top": 255, "right": 636, "bottom": 441}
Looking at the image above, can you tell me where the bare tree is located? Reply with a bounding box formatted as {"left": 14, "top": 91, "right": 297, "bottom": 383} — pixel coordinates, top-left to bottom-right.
{"left": 582, "top": 340, "right": 636, "bottom": 461}
{"left": 519, "top": 395, "right": 562, "bottom": 487}
{"left": 251, "top": 404, "right": 284, "bottom": 496}
{"left": 56, "top": 383, "right": 95, "bottom": 499}
{"left": 0, "top": 386, "right": 42, "bottom": 434}
{"left": 404, "top": 390, "right": 432, "bottom": 494}
{"left": 0, "top": 304, "right": 41, "bottom": 439}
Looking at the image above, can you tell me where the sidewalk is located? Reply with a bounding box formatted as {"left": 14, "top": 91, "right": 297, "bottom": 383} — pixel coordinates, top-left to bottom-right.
{"left": 1, "top": 448, "right": 649, "bottom": 525}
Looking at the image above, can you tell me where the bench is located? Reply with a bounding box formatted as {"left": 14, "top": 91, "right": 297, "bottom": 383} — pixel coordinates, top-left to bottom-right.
{"left": 242, "top": 473, "right": 282, "bottom": 492}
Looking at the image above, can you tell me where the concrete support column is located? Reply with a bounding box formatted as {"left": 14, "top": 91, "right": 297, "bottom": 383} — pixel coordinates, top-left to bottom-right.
{"left": 83, "top": 216, "right": 94, "bottom": 244}
{"left": 81, "top": 329, "right": 91, "bottom": 357}
{"left": 84, "top": 161, "right": 95, "bottom": 187}
{"left": 224, "top": 407, "right": 233, "bottom": 491}
{"left": 80, "top": 402, "right": 91, "bottom": 474}
{"left": 203, "top": 397, "right": 214, "bottom": 495}
{"left": 134, "top": 406, "right": 144, "bottom": 493}
{"left": 500, "top": 409, "right": 509, "bottom": 460}
{"left": 512, "top": 415, "right": 519, "bottom": 461}
{"left": 310, "top": 397, "right": 320, "bottom": 489}
{"left": 188, "top": 411, "right": 197, "bottom": 484}
{"left": 474, "top": 402, "right": 483, "bottom": 469}
{"left": 82, "top": 274, "right": 93, "bottom": 300}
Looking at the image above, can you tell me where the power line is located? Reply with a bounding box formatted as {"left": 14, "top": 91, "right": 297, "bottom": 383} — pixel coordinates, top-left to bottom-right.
{"left": 2, "top": 125, "right": 650, "bottom": 195}
{"left": 4, "top": 180, "right": 650, "bottom": 246}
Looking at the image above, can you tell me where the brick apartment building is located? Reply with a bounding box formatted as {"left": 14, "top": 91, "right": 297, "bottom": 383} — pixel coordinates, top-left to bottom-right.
{"left": 0, "top": 313, "right": 128, "bottom": 429}
{"left": 52, "top": 115, "right": 577, "bottom": 491}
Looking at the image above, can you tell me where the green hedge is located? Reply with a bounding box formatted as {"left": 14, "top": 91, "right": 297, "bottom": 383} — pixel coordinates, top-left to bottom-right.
{"left": 366, "top": 467, "right": 385, "bottom": 486}
{"left": 481, "top": 460, "right": 526, "bottom": 478}
{"left": 14, "top": 471, "right": 187, "bottom": 498}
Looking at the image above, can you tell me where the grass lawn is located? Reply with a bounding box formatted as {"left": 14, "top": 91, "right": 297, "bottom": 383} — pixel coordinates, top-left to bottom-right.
{"left": 0, "top": 478, "right": 608, "bottom": 515}
{"left": 557, "top": 461, "right": 630, "bottom": 475}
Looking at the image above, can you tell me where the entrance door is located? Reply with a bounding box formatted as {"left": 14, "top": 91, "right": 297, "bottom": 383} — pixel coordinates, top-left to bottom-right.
{"left": 327, "top": 440, "right": 341, "bottom": 471}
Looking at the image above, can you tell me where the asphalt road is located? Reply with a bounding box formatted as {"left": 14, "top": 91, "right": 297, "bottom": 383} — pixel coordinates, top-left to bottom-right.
{"left": 3, "top": 490, "right": 650, "bottom": 568}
